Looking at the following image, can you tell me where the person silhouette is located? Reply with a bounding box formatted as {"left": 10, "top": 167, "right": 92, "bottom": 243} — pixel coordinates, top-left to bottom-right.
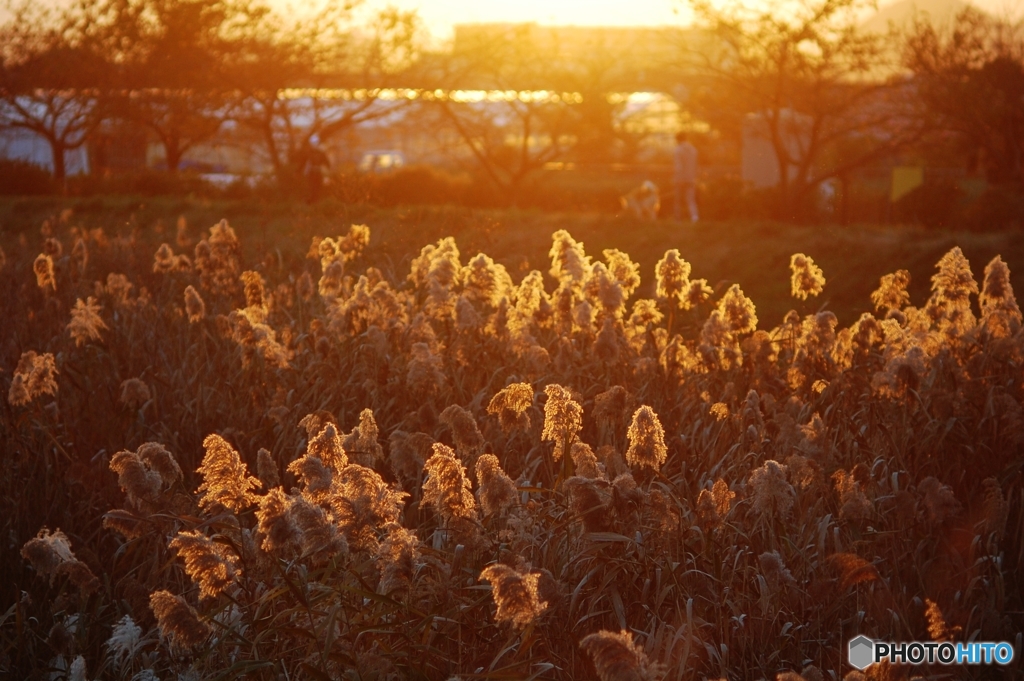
{"left": 303, "top": 134, "right": 330, "bottom": 204}
{"left": 672, "top": 131, "right": 699, "bottom": 223}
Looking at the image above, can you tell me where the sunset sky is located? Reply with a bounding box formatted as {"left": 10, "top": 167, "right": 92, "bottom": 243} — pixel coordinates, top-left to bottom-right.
{"left": 8, "top": 0, "right": 1024, "bottom": 42}
{"left": 382, "top": 0, "right": 690, "bottom": 39}
{"left": 371, "top": 0, "right": 1024, "bottom": 41}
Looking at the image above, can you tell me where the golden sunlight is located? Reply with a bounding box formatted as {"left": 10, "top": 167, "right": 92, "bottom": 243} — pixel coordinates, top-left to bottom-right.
{"left": 329, "top": 0, "right": 694, "bottom": 38}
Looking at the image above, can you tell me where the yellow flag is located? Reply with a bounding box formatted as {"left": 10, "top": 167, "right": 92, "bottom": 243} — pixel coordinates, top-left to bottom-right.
{"left": 891, "top": 166, "right": 924, "bottom": 202}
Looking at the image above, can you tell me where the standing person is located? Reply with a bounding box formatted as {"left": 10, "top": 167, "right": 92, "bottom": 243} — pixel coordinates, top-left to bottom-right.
{"left": 304, "top": 134, "right": 330, "bottom": 204}
{"left": 673, "top": 131, "right": 699, "bottom": 223}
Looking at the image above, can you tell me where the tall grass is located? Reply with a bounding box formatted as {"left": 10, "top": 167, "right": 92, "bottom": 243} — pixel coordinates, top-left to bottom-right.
{"left": 1, "top": 206, "right": 1021, "bottom": 680}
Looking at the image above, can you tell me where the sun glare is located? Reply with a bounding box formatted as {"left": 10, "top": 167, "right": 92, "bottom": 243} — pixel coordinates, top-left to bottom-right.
{"left": 342, "top": 0, "right": 694, "bottom": 39}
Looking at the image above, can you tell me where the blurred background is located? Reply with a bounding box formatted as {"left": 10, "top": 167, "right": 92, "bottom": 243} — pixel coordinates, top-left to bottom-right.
{"left": 4, "top": 0, "right": 1024, "bottom": 228}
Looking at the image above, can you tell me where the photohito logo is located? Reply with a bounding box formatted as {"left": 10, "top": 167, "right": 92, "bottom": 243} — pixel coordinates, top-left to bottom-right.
{"left": 848, "top": 636, "right": 1015, "bottom": 670}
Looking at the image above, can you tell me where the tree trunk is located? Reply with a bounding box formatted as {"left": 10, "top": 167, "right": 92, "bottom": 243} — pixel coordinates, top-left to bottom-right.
{"left": 165, "top": 137, "right": 183, "bottom": 173}
{"left": 840, "top": 174, "right": 850, "bottom": 226}
{"left": 50, "top": 138, "right": 67, "bottom": 191}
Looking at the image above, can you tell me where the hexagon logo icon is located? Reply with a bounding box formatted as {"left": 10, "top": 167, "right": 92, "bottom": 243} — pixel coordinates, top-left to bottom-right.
{"left": 848, "top": 635, "right": 875, "bottom": 670}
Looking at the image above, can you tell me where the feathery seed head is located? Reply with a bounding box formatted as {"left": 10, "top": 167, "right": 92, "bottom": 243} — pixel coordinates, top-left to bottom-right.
{"left": 785, "top": 454, "right": 821, "bottom": 491}
{"left": 387, "top": 430, "right": 432, "bottom": 480}
{"left": 149, "top": 590, "right": 210, "bottom": 651}
{"left": 789, "top": 253, "right": 826, "bottom": 300}
{"left": 21, "top": 528, "right": 99, "bottom": 594}
{"left": 8, "top": 351, "right": 58, "bottom": 406}
{"left": 196, "top": 434, "right": 259, "bottom": 514}
{"left": 541, "top": 384, "right": 583, "bottom": 462}
{"left": 602, "top": 248, "right": 641, "bottom": 297}
{"left": 296, "top": 270, "right": 315, "bottom": 301}
{"left": 307, "top": 422, "right": 348, "bottom": 472}
{"left": 256, "top": 487, "right": 300, "bottom": 555}
{"left": 580, "top": 629, "right": 664, "bottom": 681}
{"left": 42, "top": 236, "right": 62, "bottom": 257}
{"left": 422, "top": 443, "right": 477, "bottom": 523}
{"left": 257, "top": 448, "right": 281, "bottom": 489}
{"left": 833, "top": 469, "right": 873, "bottom": 521}
{"left": 696, "top": 479, "right": 735, "bottom": 530}
{"left": 475, "top": 453, "right": 518, "bottom": 516}
{"left": 169, "top": 530, "right": 240, "bottom": 599}
{"left": 105, "top": 273, "right": 134, "bottom": 307}
{"left": 871, "top": 269, "right": 911, "bottom": 312}
{"left": 925, "top": 247, "right": 978, "bottom": 335}
{"left": 759, "top": 550, "right": 796, "bottom": 590}
{"left": 153, "top": 243, "right": 189, "bottom": 274}
{"left": 439, "top": 405, "right": 486, "bottom": 467}
{"left": 299, "top": 410, "right": 337, "bottom": 439}
{"left": 376, "top": 523, "right": 421, "bottom": 594}
{"left": 980, "top": 477, "right": 1008, "bottom": 540}
{"left": 479, "top": 563, "right": 548, "bottom": 629}
{"left": 119, "top": 378, "right": 151, "bottom": 408}
{"left": 749, "top": 460, "right": 795, "bottom": 519}
{"left": 595, "top": 318, "right": 621, "bottom": 362}
{"left": 719, "top": 284, "right": 758, "bottom": 335}
{"left": 919, "top": 476, "right": 961, "bottom": 526}
{"left": 343, "top": 408, "right": 384, "bottom": 467}
{"left": 549, "top": 230, "right": 592, "bottom": 286}
{"left": 137, "top": 442, "right": 182, "bottom": 487}
{"left": 406, "top": 342, "right": 447, "bottom": 398}
{"left": 593, "top": 386, "right": 634, "bottom": 427}
{"left": 655, "top": 249, "right": 691, "bottom": 301}
{"left": 331, "top": 464, "right": 408, "bottom": 550}
{"left": 21, "top": 527, "right": 76, "bottom": 577}
{"left": 287, "top": 450, "right": 334, "bottom": 503}
{"left": 585, "top": 262, "right": 626, "bottom": 320}
{"left": 290, "top": 496, "right": 349, "bottom": 565}
{"left": 318, "top": 259, "right": 346, "bottom": 299}
{"left": 67, "top": 297, "right": 107, "bottom": 346}
{"left": 625, "top": 405, "right": 668, "bottom": 472}
{"left": 71, "top": 237, "right": 88, "bottom": 275}
{"left": 570, "top": 442, "right": 603, "bottom": 479}
{"left": 241, "top": 270, "right": 267, "bottom": 314}
{"left": 194, "top": 220, "right": 242, "bottom": 296}
{"left": 105, "top": 615, "right": 142, "bottom": 669}
{"left": 487, "top": 382, "right": 533, "bottom": 432}
{"left": 110, "top": 449, "right": 164, "bottom": 507}
{"left": 409, "top": 236, "right": 461, "bottom": 289}
{"left": 460, "top": 252, "right": 514, "bottom": 308}
{"left": 34, "top": 253, "right": 56, "bottom": 291}
{"left": 925, "top": 598, "right": 960, "bottom": 642}
{"left": 564, "top": 476, "right": 615, "bottom": 533}
{"left": 682, "top": 278, "right": 713, "bottom": 310}
{"left": 979, "top": 255, "right": 1021, "bottom": 338}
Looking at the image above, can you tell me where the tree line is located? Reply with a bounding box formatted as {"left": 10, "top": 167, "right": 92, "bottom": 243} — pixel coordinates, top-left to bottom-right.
{"left": 2, "top": 0, "right": 1024, "bottom": 221}
{"left": 0, "top": 0, "right": 419, "bottom": 185}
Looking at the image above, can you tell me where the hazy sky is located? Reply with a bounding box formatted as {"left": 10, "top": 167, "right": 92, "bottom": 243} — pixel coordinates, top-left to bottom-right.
{"left": 366, "top": 0, "right": 1024, "bottom": 40}
{"left": 381, "top": 0, "right": 690, "bottom": 39}
{"left": 7, "top": 0, "right": 1024, "bottom": 41}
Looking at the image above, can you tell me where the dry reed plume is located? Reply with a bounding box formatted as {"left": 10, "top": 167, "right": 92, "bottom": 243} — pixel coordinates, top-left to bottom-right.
{"left": 5, "top": 214, "right": 1022, "bottom": 681}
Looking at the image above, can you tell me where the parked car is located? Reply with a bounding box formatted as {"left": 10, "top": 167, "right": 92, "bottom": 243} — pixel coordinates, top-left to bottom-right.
{"left": 358, "top": 150, "right": 405, "bottom": 173}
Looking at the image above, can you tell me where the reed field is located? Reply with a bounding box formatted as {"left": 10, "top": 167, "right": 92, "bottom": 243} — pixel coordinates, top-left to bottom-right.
{"left": 1, "top": 197, "right": 1022, "bottom": 681}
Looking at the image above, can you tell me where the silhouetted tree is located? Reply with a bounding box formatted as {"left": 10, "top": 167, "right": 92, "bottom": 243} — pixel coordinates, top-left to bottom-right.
{"left": 226, "top": 2, "right": 420, "bottom": 185}
{"left": 0, "top": 1, "right": 111, "bottom": 186}
{"left": 686, "top": 0, "right": 922, "bottom": 220}
{"left": 429, "top": 25, "right": 588, "bottom": 205}
{"left": 904, "top": 6, "right": 1024, "bottom": 185}
{"left": 104, "top": 0, "right": 235, "bottom": 173}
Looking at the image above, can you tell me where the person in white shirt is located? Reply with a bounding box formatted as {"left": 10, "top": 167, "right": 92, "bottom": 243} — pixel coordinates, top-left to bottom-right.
{"left": 672, "top": 131, "right": 699, "bottom": 223}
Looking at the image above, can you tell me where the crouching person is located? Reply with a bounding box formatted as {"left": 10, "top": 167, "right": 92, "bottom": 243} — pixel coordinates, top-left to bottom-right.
{"left": 621, "top": 180, "right": 661, "bottom": 221}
